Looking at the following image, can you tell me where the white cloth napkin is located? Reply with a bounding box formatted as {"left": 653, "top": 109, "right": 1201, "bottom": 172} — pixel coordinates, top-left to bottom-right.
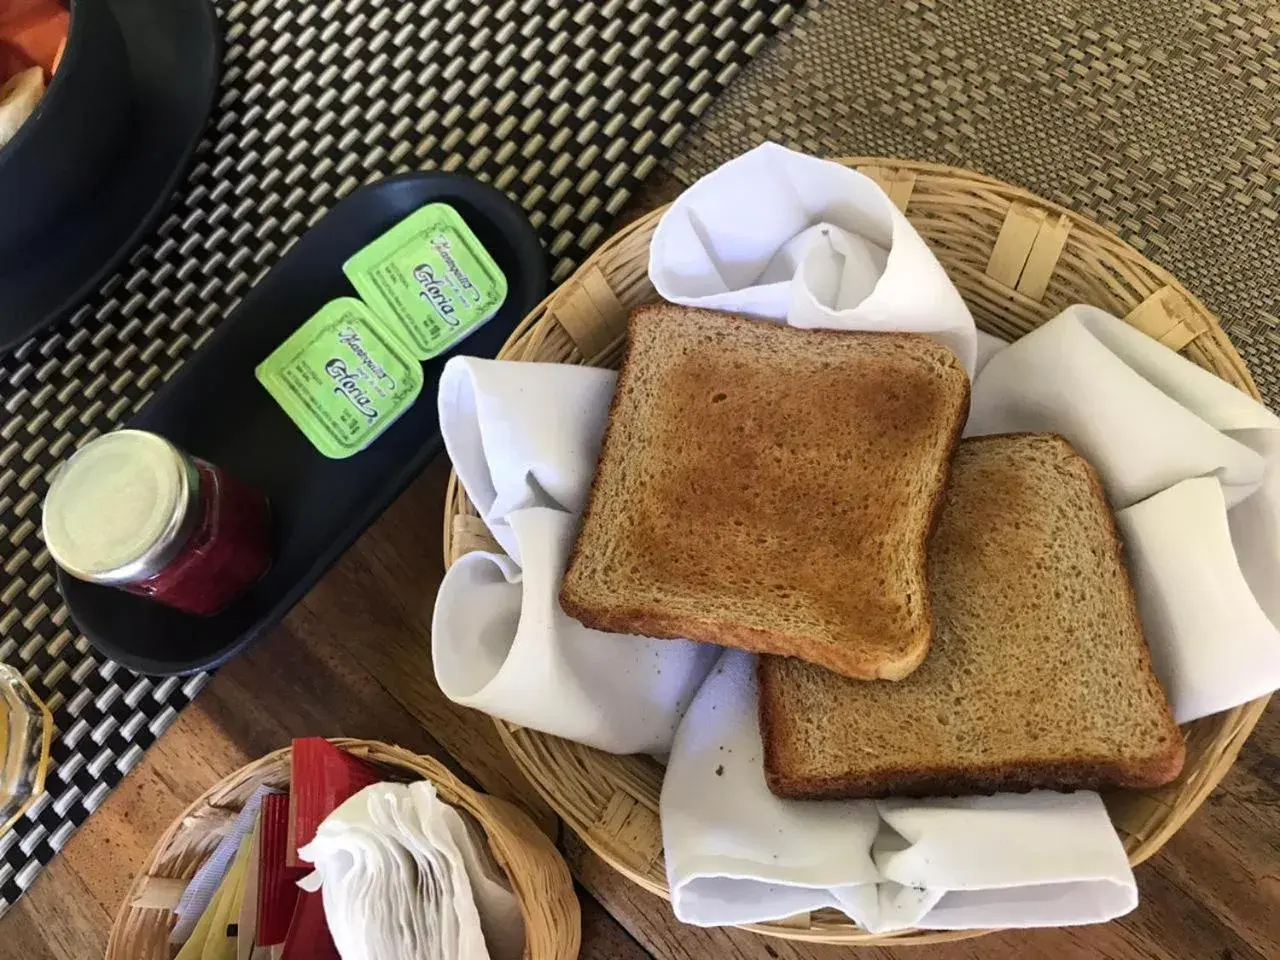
{"left": 1117, "top": 478, "right": 1280, "bottom": 722}
{"left": 968, "top": 304, "right": 1280, "bottom": 722}
{"left": 872, "top": 792, "right": 1136, "bottom": 931}
{"left": 438, "top": 359, "right": 616, "bottom": 562}
{"left": 297, "top": 781, "right": 523, "bottom": 960}
{"left": 662, "top": 650, "right": 1136, "bottom": 933}
{"left": 661, "top": 650, "right": 882, "bottom": 928}
{"left": 434, "top": 357, "right": 719, "bottom": 754}
{"left": 649, "top": 141, "right": 978, "bottom": 375}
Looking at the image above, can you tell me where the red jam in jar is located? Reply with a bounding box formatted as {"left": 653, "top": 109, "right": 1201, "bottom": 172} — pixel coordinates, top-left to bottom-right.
{"left": 42, "top": 430, "right": 272, "bottom": 616}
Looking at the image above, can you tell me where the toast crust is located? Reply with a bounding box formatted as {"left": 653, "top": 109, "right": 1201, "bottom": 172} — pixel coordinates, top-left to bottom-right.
{"left": 759, "top": 655, "right": 1186, "bottom": 800}
{"left": 759, "top": 433, "right": 1185, "bottom": 799}
{"left": 559, "top": 303, "right": 971, "bottom": 682}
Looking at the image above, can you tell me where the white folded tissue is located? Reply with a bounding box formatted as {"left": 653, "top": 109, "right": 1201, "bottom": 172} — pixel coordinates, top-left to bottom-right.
{"left": 297, "top": 781, "right": 523, "bottom": 960}
{"left": 431, "top": 145, "right": 1280, "bottom": 932}
{"left": 648, "top": 141, "right": 978, "bottom": 375}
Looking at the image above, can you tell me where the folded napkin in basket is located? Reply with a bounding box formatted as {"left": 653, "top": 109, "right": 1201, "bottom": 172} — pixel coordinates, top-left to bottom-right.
{"left": 431, "top": 339, "right": 1150, "bottom": 931}
{"left": 649, "top": 141, "right": 978, "bottom": 375}
{"left": 298, "top": 781, "right": 523, "bottom": 960}
{"left": 663, "top": 650, "right": 1137, "bottom": 933}
{"left": 434, "top": 358, "right": 719, "bottom": 754}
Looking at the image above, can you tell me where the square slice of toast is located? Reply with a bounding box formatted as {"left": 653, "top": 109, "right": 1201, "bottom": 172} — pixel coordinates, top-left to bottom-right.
{"left": 559, "top": 304, "right": 970, "bottom": 681}
{"left": 760, "top": 433, "right": 1185, "bottom": 799}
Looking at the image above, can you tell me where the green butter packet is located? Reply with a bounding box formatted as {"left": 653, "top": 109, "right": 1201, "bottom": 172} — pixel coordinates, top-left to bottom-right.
{"left": 342, "top": 203, "right": 508, "bottom": 361}
{"left": 255, "top": 298, "right": 423, "bottom": 459}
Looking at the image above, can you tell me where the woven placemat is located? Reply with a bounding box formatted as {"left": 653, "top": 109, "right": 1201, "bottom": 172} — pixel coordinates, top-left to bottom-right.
{"left": 0, "top": 0, "right": 802, "bottom": 913}
{"left": 668, "top": 0, "right": 1280, "bottom": 409}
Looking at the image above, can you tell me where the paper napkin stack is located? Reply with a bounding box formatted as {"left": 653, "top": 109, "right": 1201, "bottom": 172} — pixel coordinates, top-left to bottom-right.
{"left": 298, "top": 782, "right": 522, "bottom": 960}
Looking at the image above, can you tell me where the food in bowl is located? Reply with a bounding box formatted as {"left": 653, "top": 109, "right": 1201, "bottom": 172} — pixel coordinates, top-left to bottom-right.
{"left": 0, "top": 0, "right": 130, "bottom": 250}
{"left": 0, "top": 0, "right": 69, "bottom": 147}
{"left": 0, "top": 64, "right": 42, "bottom": 147}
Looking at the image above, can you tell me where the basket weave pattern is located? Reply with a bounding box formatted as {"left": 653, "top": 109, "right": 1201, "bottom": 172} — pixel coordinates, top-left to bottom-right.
{"left": 442, "top": 159, "right": 1272, "bottom": 945}
{"left": 106, "top": 739, "right": 580, "bottom": 960}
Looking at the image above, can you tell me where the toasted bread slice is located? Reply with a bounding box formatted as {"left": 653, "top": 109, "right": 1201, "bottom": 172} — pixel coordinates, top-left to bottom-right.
{"left": 559, "top": 303, "right": 970, "bottom": 681}
{"left": 760, "top": 433, "right": 1185, "bottom": 799}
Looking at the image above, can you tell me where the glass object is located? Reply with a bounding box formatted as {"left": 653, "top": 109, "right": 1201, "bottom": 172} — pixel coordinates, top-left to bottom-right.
{"left": 42, "top": 429, "right": 272, "bottom": 616}
{"left": 0, "top": 665, "right": 52, "bottom": 834}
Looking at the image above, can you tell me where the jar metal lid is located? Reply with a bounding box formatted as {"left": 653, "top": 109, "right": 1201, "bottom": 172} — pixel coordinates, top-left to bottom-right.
{"left": 41, "top": 430, "right": 201, "bottom": 585}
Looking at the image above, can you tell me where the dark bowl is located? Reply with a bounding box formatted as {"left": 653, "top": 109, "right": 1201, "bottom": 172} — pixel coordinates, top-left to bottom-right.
{"left": 0, "top": 0, "right": 131, "bottom": 253}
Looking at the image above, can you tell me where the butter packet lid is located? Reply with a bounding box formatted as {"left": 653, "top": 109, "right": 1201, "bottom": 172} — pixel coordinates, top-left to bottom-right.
{"left": 342, "top": 203, "right": 508, "bottom": 361}
{"left": 255, "top": 298, "right": 423, "bottom": 459}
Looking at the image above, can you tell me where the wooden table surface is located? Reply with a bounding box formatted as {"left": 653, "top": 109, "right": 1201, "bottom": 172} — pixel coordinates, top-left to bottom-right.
{"left": 5, "top": 457, "right": 1279, "bottom": 960}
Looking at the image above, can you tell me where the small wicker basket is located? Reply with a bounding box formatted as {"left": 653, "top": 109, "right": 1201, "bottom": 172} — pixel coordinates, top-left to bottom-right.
{"left": 441, "top": 158, "right": 1273, "bottom": 946}
{"left": 106, "top": 739, "right": 581, "bottom": 960}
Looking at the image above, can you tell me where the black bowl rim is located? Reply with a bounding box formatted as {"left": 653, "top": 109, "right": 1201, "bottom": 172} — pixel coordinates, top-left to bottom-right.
{"left": 0, "top": 0, "right": 221, "bottom": 352}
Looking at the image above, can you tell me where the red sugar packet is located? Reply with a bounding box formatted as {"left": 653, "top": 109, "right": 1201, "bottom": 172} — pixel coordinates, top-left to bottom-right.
{"left": 285, "top": 738, "right": 382, "bottom": 869}
{"left": 255, "top": 793, "right": 304, "bottom": 947}
{"left": 280, "top": 889, "right": 339, "bottom": 960}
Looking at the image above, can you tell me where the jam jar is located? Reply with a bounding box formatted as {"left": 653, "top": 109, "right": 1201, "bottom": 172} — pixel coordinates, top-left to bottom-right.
{"left": 42, "top": 430, "right": 272, "bottom": 616}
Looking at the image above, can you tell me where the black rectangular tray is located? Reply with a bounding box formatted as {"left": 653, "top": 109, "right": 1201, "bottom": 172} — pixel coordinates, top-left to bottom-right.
{"left": 59, "top": 172, "right": 548, "bottom": 674}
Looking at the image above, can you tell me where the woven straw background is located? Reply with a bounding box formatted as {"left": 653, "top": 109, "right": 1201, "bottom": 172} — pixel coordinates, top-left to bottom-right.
{"left": 668, "top": 0, "right": 1280, "bottom": 408}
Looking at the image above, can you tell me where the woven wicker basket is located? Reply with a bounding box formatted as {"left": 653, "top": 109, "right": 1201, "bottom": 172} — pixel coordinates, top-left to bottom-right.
{"left": 441, "top": 158, "right": 1273, "bottom": 946}
{"left": 105, "top": 739, "right": 581, "bottom": 960}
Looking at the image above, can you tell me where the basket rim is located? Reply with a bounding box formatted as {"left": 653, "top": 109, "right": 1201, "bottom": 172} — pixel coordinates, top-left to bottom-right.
{"left": 841, "top": 157, "right": 1258, "bottom": 393}
{"left": 442, "top": 156, "right": 1272, "bottom": 944}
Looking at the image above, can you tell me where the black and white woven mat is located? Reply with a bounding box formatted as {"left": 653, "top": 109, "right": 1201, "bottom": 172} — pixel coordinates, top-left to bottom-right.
{"left": 0, "top": 0, "right": 802, "bottom": 913}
